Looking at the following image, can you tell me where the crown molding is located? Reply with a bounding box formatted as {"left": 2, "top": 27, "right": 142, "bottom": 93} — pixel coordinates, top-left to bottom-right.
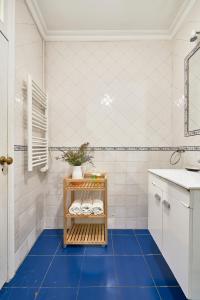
{"left": 25, "top": 0, "right": 196, "bottom": 41}
{"left": 45, "top": 30, "right": 171, "bottom": 41}
{"left": 25, "top": 0, "right": 47, "bottom": 39}
{"left": 169, "top": 0, "right": 197, "bottom": 38}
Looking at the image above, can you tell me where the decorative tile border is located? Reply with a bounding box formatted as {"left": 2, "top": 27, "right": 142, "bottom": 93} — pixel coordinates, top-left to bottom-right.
{"left": 14, "top": 145, "right": 28, "bottom": 151}
{"left": 14, "top": 145, "right": 200, "bottom": 152}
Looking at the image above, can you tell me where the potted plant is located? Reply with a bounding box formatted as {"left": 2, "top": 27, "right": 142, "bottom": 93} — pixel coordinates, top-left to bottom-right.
{"left": 56, "top": 143, "right": 93, "bottom": 179}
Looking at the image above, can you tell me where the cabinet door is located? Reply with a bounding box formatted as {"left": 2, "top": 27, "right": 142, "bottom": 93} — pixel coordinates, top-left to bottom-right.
{"left": 148, "top": 176, "right": 163, "bottom": 250}
{"left": 162, "top": 189, "right": 191, "bottom": 298}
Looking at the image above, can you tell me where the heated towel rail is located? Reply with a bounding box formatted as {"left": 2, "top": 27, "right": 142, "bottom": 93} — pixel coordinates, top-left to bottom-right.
{"left": 27, "top": 74, "right": 48, "bottom": 172}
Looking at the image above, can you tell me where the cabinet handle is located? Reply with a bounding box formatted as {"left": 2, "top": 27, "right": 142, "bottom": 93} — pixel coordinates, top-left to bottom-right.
{"left": 154, "top": 193, "right": 161, "bottom": 201}
{"left": 163, "top": 200, "right": 170, "bottom": 209}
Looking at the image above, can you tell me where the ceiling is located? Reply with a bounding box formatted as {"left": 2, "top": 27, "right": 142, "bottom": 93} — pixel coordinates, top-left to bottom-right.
{"left": 27, "top": 0, "right": 196, "bottom": 40}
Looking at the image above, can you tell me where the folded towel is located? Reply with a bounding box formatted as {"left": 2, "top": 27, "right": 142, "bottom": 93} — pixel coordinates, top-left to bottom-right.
{"left": 69, "top": 199, "right": 82, "bottom": 215}
{"left": 81, "top": 199, "right": 93, "bottom": 215}
{"left": 92, "top": 199, "right": 104, "bottom": 215}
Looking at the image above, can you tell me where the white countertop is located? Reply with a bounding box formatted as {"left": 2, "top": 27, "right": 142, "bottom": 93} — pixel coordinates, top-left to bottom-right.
{"left": 148, "top": 169, "right": 200, "bottom": 190}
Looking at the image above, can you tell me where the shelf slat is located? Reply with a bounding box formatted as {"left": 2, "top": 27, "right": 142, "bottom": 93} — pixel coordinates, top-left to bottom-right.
{"left": 65, "top": 224, "right": 105, "bottom": 245}
{"left": 65, "top": 212, "right": 106, "bottom": 218}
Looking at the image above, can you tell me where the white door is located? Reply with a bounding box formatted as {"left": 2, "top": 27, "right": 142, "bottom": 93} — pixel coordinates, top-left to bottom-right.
{"left": 0, "top": 0, "right": 8, "bottom": 38}
{"left": 162, "top": 190, "right": 190, "bottom": 298}
{"left": 0, "top": 32, "right": 8, "bottom": 288}
{"left": 148, "top": 176, "right": 163, "bottom": 250}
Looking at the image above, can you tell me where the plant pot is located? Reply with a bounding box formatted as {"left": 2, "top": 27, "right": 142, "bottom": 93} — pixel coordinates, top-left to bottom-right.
{"left": 72, "top": 166, "right": 83, "bottom": 179}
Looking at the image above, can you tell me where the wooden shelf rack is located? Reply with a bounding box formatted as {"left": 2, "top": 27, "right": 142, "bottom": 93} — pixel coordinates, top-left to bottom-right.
{"left": 63, "top": 173, "right": 108, "bottom": 246}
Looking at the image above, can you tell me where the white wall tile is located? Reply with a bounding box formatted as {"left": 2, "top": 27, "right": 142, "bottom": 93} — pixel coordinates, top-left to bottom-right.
{"left": 15, "top": 0, "right": 46, "bottom": 269}
{"left": 46, "top": 41, "right": 172, "bottom": 148}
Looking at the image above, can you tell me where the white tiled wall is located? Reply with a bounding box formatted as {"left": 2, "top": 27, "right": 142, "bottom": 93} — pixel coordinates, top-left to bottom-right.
{"left": 15, "top": 0, "right": 47, "bottom": 269}
{"left": 45, "top": 40, "right": 174, "bottom": 229}
{"left": 46, "top": 41, "right": 172, "bottom": 147}
{"left": 45, "top": 150, "right": 172, "bottom": 229}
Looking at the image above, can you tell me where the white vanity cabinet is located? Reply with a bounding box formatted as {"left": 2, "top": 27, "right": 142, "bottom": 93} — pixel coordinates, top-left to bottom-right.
{"left": 148, "top": 179, "right": 163, "bottom": 250}
{"left": 148, "top": 170, "right": 200, "bottom": 300}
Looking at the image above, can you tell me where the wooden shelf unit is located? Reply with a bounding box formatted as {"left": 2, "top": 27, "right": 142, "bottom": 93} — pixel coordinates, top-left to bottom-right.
{"left": 63, "top": 173, "right": 108, "bottom": 246}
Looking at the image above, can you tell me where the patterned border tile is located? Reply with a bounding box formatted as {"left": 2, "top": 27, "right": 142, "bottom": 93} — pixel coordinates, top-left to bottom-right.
{"left": 14, "top": 145, "right": 200, "bottom": 152}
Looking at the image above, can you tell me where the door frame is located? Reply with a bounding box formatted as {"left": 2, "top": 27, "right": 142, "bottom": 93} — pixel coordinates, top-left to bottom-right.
{"left": 6, "top": 0, "right": 15, "bottom": 281}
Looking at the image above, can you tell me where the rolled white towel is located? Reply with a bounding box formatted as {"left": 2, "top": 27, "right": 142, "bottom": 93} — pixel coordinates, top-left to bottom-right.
{"left": 69, "top": 199, "right": 82, "bottom": 215}
{"left": 92, "top": 199, "right": 104, "bottom": 215}
{"left": 81, "top": 199, "right": 93, "bottom": 215}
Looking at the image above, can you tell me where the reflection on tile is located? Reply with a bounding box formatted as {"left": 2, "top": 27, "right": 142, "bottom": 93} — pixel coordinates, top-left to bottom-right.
{"left": 85, "top": 235, "right": 113, "bottom": 255}
{"left": 56, "top": 244, "right": 85, "bottom": 256}
{"left": 119, "top": 287, "right": 160, "bottom": 300}
{"left": 6, "top": 256, "right": 52, "bottom": 287}
{"left": 37, "top": 288, "right": 77, "bottom": 300}
{"left": 43, "top": 256, "right": 83, "bottom": 287}
{"left": 29, "top": 236, "right": 61, "bottom": 255}
{"left": 137, "top": 235, "right": 160, "bottom": 255}
{"left": 146, "top": 255, "right": 178, "bottom": 286}
{"left": 115, "top": 256, "right": 154, "bottom": 286}
{"left": 78, "top": 287, "right": 121, "bottom": 300}
{"left": 0, "top": 288, "right": 38, "bottom": 300}
{"left": 80, "top": 256, "right": 117, "bottom": 287}
{"left": 158, "top": 287, "right": 187, "bottom": 300}
{"left": 113, "top": 235, "right": 141, "bottom": 255}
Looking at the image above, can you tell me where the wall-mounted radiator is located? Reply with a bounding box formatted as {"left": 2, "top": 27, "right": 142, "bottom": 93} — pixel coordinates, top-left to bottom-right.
{"left": 27, "top": 74, "right": 48, "bottom": 172}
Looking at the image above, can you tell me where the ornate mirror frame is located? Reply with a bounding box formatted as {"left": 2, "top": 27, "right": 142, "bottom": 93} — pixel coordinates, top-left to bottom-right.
{"left": 184, "top": 42, "right": 200, "bottom": 136}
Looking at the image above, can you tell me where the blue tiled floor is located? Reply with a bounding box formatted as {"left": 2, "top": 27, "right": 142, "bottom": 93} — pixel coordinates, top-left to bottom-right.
{"left": 1, "top": 229, "right": 187, "bottom": 300}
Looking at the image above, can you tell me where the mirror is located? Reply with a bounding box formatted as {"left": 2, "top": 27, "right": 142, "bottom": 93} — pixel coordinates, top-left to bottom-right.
{"left": 184, "top": 42, "right": 200, "bottom": 136}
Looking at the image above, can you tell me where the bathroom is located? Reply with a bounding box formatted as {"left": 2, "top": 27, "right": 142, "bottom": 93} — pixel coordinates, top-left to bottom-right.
{"left": 1, "top": 0, "right": 200, "bottom": 299}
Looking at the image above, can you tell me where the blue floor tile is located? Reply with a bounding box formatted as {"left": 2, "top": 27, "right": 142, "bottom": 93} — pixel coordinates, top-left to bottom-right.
{"left": 115, "top": 256, "right": 154, "bottom": 286}
{"left": 85, "top": 235, "right": 113, "bottom": 255}
{"left": 78, "top": 287, "right": 121, "bottom": 300}
{"left": 113, "top": 235, "right": 141, "bottom": 255}
{"left": 146, "top": 255, "right": 178, "bottom": 286}
{"left": 80, "top": 256, "right": 117, "bottom": 287}
{"left": 112, "top": 229, "right": 133, "bottom": 235}
{"left": 37, "top": 288, "right": 77, "bottom": 300}
{"left": 158, "top": 287, "right": 187, "bottom": 300}
{"left": 0, "top": 288, "right": 38, "bottom": 300}
{"left": 6, "top": 256, "right": 52, "bottom": 287}
{"left": 134, "top": 229, "right": 150, "bottom": 235}
{"left": 137, "top": 235, "right": 160, "bottom": 255}
{"left": 42, "top": 229, "right": 63, "bottom": 236}
{"left": 43, "top": 256, "right": 83, "bottom": 287}
{"left": 29, "top": 236, "right": 61, "bottom": 256}
{"left": 56, "top": 244, "right": 85, "bottom": 256}
{"left": 119, "top": 287, "right": 160, "bottom": 300}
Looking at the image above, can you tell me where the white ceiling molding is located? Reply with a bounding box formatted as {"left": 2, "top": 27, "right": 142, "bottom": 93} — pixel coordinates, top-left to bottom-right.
{"left": 25, "top": 0, "right": 196, "bottom": 41}
{"left": 25, "top": 0, "right": 48, "bottom": 39}
{"left": 169, "top": 0, "right": 197, "bottom": 38}
{"left": 45, "top": 30, "right": 171, "bottom": 42}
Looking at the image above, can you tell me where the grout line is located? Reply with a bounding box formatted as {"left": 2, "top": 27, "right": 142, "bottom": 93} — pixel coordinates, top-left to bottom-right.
{"left": 112, "top": 232, "right": 122, "bottom": 287}
{"left": 34, "top": 240, "right": 62, "bottom": 299}
{"left": 3, "top": 284, "right": 180, "bottom": 289}
{"left": 75, "top": 247, "right": 86, "bottom": 300}
{"left": 135, "top": 234, "right": 162, "bottom": 300}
